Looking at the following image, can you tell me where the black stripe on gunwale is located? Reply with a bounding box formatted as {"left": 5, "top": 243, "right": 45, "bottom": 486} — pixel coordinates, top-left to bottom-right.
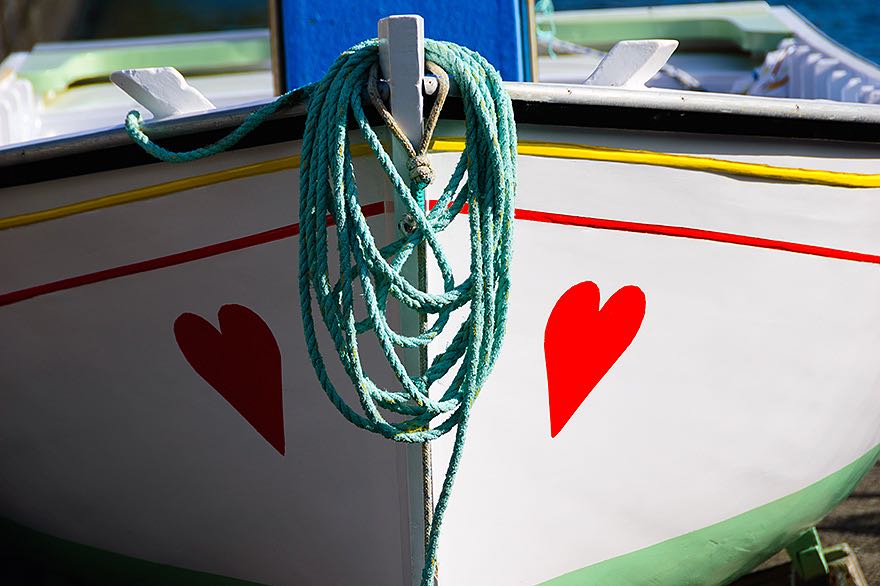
{"left": 3, "top": 94, "right": 880, "bottom": 189}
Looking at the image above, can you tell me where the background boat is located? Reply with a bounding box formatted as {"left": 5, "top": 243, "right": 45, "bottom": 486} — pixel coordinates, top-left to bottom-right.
{"left": 5, "top": 2, "right": 880, "bottom": 148}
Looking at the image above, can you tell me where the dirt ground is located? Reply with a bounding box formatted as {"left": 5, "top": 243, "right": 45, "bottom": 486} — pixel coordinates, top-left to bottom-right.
{"left": 817, "top": 463, "right": 880, "bottom": 582}
{"left": 748, "top": 463, "right": 880, "bottom": 584}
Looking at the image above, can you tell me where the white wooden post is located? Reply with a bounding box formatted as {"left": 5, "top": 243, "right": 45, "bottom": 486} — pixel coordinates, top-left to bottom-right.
{"left": 378, "top": 15, "right": 430, "bottom": 586}
{"left": 379, "top": 16, "right": 425, "bottom": 163}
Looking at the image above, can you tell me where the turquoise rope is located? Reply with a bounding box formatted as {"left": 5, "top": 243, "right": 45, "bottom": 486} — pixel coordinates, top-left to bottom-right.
{"left": 125, "top": 38, "right": 517, "bottom": 586}
{"left": 124, "top": 89, "right": 301, "bottom": 163}
{"left": 536, "top": 0, "right": 559, "bottom": 59}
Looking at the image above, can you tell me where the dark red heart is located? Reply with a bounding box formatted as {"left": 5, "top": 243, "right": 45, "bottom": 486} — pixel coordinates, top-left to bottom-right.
{"left": 174, "top": 304, "right": 285, "bottom": 454}
{"left": 545, "top": 281, "right": 646, "bottom": 438}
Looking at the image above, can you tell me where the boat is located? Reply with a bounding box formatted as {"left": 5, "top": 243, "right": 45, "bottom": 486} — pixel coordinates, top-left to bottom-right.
{"left": 536, "top": 0, "right": 880, "bottom": 101}
{"left": 6, "top": 1, "right": 880, "bottom": 147}
{"left": 0, "top": 29, "right": 274, "bottom": 146}
{"left": 1, "top": 2, "right": 879, "bottom": 585}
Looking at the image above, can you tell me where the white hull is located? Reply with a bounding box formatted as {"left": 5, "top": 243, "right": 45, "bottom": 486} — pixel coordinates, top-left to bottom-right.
{"left": 430, "top": 125, "right": 880, "bottom": 584}
{"left": 2, "top": 95, "right": 880, "bottom": 584}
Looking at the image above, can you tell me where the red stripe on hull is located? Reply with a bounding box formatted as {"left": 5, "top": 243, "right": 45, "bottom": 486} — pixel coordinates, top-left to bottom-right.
{"left": 3, "top": 200, "right": 878, "bottom": 308}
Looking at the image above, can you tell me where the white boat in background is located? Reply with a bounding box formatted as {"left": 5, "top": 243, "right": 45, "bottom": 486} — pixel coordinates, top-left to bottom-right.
{"left": 1, "top": 3, "right": 880, "bottom": 586}
{"left": 537, "top": 1, "right": 880, "bottom": 101}
{"left": 4, "top": 2, "right": 880, "bottom": 148}
{"left": 0, "top": 29, "right": 274, "bottom": 145}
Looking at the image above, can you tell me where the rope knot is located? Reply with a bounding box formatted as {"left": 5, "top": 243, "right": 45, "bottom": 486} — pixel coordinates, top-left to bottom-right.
{"left": 408, "top": 154, "right": 434, "bottom": 189}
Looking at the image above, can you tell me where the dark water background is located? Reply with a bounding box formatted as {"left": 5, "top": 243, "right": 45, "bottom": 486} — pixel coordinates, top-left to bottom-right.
{"left": 554, "top": 0, "right": 880, "bottom": 64}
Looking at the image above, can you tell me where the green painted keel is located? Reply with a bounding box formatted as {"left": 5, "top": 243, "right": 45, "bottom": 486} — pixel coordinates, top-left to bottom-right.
{"left": 540, "top": 444, "right": 880, "bottom": 586}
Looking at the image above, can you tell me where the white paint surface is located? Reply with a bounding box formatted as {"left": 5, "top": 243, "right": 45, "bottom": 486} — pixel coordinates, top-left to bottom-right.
{"left": 0, "top": 142, "right": 415, "bottom": 586}
{"left": 584, "top": 40, "right": 679, "bottom": 88}
{"left": 2, "top": 125, "right": 880, "bottom": 585}
{"left": 426, "top": 126, "right": 880, "bottom": 584}
{"left": 110, "top": 68, "right": 216, "bottom": 119}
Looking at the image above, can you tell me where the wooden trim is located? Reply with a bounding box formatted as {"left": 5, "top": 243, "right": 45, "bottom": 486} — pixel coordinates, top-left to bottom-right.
{"left": 268, "top": 0, "right": 287, "bottom": 95}
{"left": 526, "top": 0, "right": 539, "bottom": 82}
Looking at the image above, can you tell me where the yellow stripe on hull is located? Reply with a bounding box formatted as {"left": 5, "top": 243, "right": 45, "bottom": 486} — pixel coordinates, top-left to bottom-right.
{"left": 434, "top": 137, "right": 880, "bottom": 188}
{"left": 3, "top": 137, "right": 880, "bottom": 231}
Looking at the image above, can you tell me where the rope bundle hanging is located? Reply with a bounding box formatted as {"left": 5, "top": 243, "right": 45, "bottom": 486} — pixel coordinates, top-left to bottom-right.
{"left": 299, "top": 38, "right": 516, "bottom": 585}
{"left": 123, "top": 37, "right": 517, "bottom": 586}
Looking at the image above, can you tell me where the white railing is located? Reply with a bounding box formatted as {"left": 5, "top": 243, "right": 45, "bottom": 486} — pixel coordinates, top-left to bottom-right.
{"left": 0, "top": 53, "right": 38, "bottom": 146}
{"left": 743, "top": 7, "right": 880, "bottom": 103}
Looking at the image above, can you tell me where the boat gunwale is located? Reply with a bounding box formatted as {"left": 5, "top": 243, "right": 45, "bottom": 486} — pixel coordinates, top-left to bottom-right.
{"left": 4, "top": 82, "right": 880, "bottom": 188}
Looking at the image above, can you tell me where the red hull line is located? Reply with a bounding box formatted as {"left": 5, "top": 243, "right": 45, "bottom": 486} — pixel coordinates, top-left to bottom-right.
{"left": 0, "top": 202, "right": 386, "bottom": 307}
{"left": 513, "top": 208, "right": 880, "bottom": 265}
{"left": 2, "top": 202, "right": 878, "bottom": 308}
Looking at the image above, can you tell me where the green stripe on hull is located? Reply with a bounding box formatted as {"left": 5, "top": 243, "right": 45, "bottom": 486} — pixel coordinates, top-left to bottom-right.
{"left": 540, "top": 443, "right": 880, "bottom": 586}
{"left": 0, "top": 517, "right": 261, "bottom": 585}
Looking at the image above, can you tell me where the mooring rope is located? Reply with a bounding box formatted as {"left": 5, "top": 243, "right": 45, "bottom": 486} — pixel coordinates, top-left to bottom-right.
{"left": 124, "top": 38, "right": 517, "bottom": 586}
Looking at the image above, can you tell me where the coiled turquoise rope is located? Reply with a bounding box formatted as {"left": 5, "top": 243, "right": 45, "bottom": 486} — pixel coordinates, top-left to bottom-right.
{"left": 125, "top": 38, "right": 517, "bottom": 586}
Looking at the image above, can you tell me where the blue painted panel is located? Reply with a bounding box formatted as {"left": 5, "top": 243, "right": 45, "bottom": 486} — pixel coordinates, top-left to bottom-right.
{"left": 278, "top": 0, "right": 530, "bottom": 90}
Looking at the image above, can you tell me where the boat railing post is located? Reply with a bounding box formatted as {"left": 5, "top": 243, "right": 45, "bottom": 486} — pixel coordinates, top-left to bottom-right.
{"left": 377, "top": 14, "right": 431, "bottom": 586}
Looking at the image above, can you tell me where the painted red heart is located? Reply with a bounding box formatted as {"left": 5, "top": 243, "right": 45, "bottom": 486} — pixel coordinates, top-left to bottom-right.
{"left": 174, "top": 304, "right": 285, "bottom": 454}
{"left": 545, "top": 281, "right": 646, "bottom": 438}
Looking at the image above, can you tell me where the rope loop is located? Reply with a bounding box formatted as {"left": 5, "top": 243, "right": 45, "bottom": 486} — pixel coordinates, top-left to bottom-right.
{"left": 368, "top": 58, "right": 451, "bottom": 194}
{"left": 300, "top": 38, "right": 517, "bottom": 586}
{"left": 123, "top": 90, "right": 299, "bottom": 162}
